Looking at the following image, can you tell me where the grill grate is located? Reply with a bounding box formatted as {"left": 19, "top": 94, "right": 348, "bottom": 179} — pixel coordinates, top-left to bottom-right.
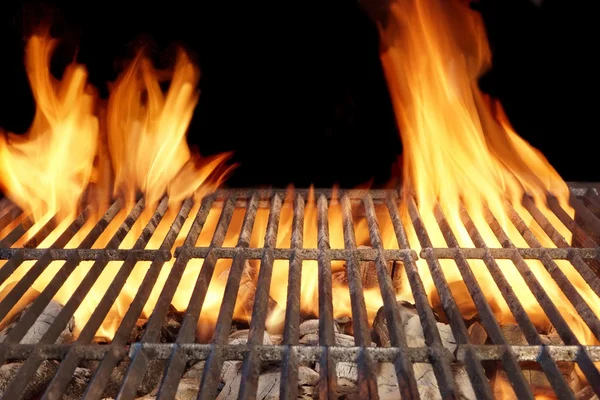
{"left": 0, "top": 184, "right": 598, "bottom": 399}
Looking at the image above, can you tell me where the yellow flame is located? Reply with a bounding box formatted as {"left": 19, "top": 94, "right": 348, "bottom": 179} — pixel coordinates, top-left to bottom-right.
{"left": 0, "top": 35, "right": 98, "bottom": 222}
{"left": 106, "top": 49, "right": 233, "bottom": 206}
{"left": 0, "top": 33, "right": 233, "bottom": 341}
{"left": 377, "top": 0, "right": 599, "bottom": 357}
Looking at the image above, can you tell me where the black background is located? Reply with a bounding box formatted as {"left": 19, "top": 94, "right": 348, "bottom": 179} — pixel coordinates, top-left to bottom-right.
{"left": 0, "top": 0, "right": 597, "bottom": 188}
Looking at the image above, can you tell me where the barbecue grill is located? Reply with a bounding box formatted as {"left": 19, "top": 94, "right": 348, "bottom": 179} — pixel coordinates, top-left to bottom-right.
{"left": 0, "top": 183, "right": 599, "bottom": 400}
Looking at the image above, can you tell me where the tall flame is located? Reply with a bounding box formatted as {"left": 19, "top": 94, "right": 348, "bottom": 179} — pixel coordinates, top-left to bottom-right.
{"left": 107, "top": 49, "right": 233, "bottom": 206}
{"left": 0, "top": 35, "right": 98, "bottom": 223}
{"left": 377, "top": 0, "right": 599, "bottom": 353}
{"left": 0, "top": 32, "right": 233, "bottom": 340}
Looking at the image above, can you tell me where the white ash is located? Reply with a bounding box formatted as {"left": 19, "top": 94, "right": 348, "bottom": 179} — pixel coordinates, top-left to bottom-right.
{"left": 0, "top": 300, "right": 79, "bottom": 399}
{"left": 0, "top": 300, "right": 74, "bottom": 344}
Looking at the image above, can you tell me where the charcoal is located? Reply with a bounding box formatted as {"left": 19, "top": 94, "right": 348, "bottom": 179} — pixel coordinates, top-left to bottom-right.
{"left": 92, "top": 358, "right": 164, "bottom": 398}
{"left": 490, "top": 324, "right": 580, "bottom": 397}
{"left": 0, "top": 360, "right": 57, "bottom": 399}
{"left": 467, "top": 321, "right": 488, "bottom": 345}
{"left": 371, "top": 300, "right": 418, "bottom": 347}
{"left": 129, "top": 305, "right": 182, "bottom": 344}
{"left": 298, "top": 331, "right": 373, "bottom": 347}
{"left": 370, "top": 302, "right": 476, "bottom": 400}
{"left": 299, "top": 319, "right": 339, "bottom": 337}
{"left": 0, "top": 285, "right": 40, "bottom": 336}
{"left": 216, "top": 365, "right": 319, "bottom": 400}
{"left": 216, "top": 260, "right": 279, "bottom": 327}
{"left": 332, "top": 246, "right": 403, "bottom": 292}
{"left": 214, "top": 330, "right": 317, "bottom": 399}
{"left": 227, "top": 329, "right": 273, "bottom": 346}
{"left": 0, "top": 300, "right": 74, "bottom": 344}
{"left": 575, "top": 385, "right": 597, "bottom": 400}
{"left": 0, "top": 299, "right": 77, "bottom": 398}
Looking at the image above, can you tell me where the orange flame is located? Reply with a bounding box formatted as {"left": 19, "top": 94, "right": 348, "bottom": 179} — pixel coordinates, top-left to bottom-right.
{"left": 0, "top": 32, "right": 232, "bottom": 340}
{"left": 265, "top": 186, "right": 384, "bottom": 332}
{"left": 106, "top": 48, "right": 233, "bottom": 206}
{"left": 0, "top": 35, "right": 98, "bottom": 223}
{"left": 377, "top": 0, "right": 598, "bottom": 361}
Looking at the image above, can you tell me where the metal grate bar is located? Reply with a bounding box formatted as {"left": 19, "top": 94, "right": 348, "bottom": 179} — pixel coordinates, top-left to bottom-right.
{"left": 0, "top": 209, "right": 94, "bottom": 332}
{"left": 83, "top": 198, "right": 194, "bottom": 400}
{"left": 567, "top": 195, "right": 600, "bottom": 241}
{"left": 485, "top": 206, "right": 600, "bottom": 396}
{"left": 385, "top": 193, "right": 460, "bottom": 398}
{"left": 0, "top": 196, "right": 148, "bottom": 398}
{"left": 154, "top": 194, "right": 238, "bottom": 399}
{"left": 42, "top": 196, "right": 171, "bottom": 399}
{"left": 22, "top": 217, "right": 59, "bottom": 249}
{"left": 339, "top": 193, "right": 380, "bottom": 398}
{"left": 48, "top": 207, "right": 92, "bottom": 249}
{"left": 584, "top": 190, "right": 600, "bottom": 212}
{"left": 0, "top": 248, "right": 166, "bottom": 260}
{"left": 1, "top": 243, "right": 575, "bottom": 259}
{"left": 3, "top": 342, "right": 600, "bottom": 363}
{"left": 546, "top": 196, "right": 598, "bottom": 248}
{"left": 0, "top": 215, "right": 34, "bottom": 248}
{"left": 363, "top": 194, "right": 421, "bottom": 399}
{"left": 522, "top": 197, "right": 600, "bottom": 300}
{"left": 580, "top": 198, "right": 599, "bottom": 216}
{"left": 0, "top": 214, "right": 60, "bottom": 286}
{"left": 210, "top": 188, "right": 398, "bottom": 202}
{"left": 0, "top": 200, "right": 22, "bottom": 233}
{"left": 511, "top": 201, "right": 600, "bottom": 341}
{"left": 433, "top": 203, "right": 534, "bottom": 399}
{"left": 279, "top": 192, "right": 305, "bottom": 400}
{"left": 0, "top": 200, "right": 122, "bottom": 355}
{"left": 316, "top": 194, "right": 338, "bottom": 399}
{"left": 459, "top": 205, "right": 575, "bottom": 399}
{"left": 238, "top": 192, "right": 283, "bottom": 400}
{"left": 117, "top": 195, "right": 216, "bottom": 399}
{"left": 423, "top": 247, "right": 600, "bottom": 260}
{"left": 407, "top": 196, "right": 494, "bottom": 399}
{"left": 78, "top": 201, "right": 125, "bottom": 249}
{"left": 1, "top": 185, "right": 599, "bottom": 399}
{"left": 106, "top": 197, "right": 147, "bottom": 249}
{"left": 176, "top": 247, "right": 420, "bottom": 261}
{"left": 193, "top": 192, "right": 260, "bottom": 400}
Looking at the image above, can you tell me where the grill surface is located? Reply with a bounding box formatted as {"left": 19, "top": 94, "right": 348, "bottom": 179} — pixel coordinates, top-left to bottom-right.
{"left": 0, "top": 184, "right": 599, "bottom": 399}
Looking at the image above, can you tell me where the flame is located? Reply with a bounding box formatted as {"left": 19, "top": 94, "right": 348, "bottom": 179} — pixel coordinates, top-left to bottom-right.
{"left": 0, "top": 4, "right": 597, "bottom": 380}
{"left": 0, "top": 32, "right": 232, "bottom": 341}
{"left": 162, "top": 185, "right": 386, "bottom": 341}
{"left": 265, "top": 186, "right": 384, "bottom": 332}
{"left": 377, "top": 0, "right": 599, "bottom": 364}
{"left": 0, "top": 35, "right": 98, "bottom": 223}
{"left": 106, "top": 48, "right": 233, "bottom": 206}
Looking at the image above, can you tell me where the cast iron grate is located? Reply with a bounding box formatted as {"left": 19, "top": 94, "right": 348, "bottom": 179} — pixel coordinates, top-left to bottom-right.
{"left": 0, "top": 184, "right": 598, "bottom": 399}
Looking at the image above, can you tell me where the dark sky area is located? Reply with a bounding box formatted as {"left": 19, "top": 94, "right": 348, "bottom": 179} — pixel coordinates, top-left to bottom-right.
{"left": 0, "top": 0, "right": 596, "bottom": 188}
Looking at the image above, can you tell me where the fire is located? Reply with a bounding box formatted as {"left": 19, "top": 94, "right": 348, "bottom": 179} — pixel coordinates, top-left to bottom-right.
{"left": 0, "top": 35, "right": 98, "bottom": 225}
{"left": 106, "top": 48, "right": 232, "bottom": 206}
{"left": 265, "top": 187, "right": 384, "bottom": 332}
{"left": 376, "top": 0, "right": 598, "bottom": 358}
{"left": 0, "top": 32, "right": 232, "bottom": 340}
{"left": 0, "top": 3, "right": 596, "bottom": 379}
{"left": 179, "top": 186, "right": 385, "bottom": 340}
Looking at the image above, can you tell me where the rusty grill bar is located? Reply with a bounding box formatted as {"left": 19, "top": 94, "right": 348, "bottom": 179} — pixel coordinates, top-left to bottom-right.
{"left": 0, "top": 184, "right": 598, "bottom": 399}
